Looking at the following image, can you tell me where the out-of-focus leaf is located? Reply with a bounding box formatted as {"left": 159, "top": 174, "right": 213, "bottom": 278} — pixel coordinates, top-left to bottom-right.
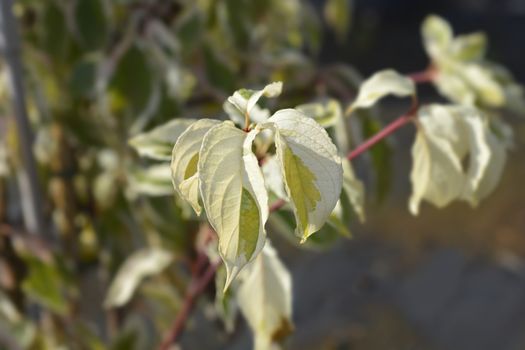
{"left": 74, "top": 0, "right": 108, "bottom": 51}
{"left": 214, "top": 266, "right": 238, "bottom": 333}
{"left": 104, "top": 248, "right": 173, "bottom": 308}
{"left": 128, "top": 118, "right": 195, "bottom": 161}
{"left": 324, "top": 0, "right": 352, "bottom": 43}
{"left": 70, "top": 56, "right": 99, "bottom": 99}
{"left": 109, "top": 46, "right": 154, "bottom": 114}
{"left": 237, "top": 241, "right": 293, "bottom": 350}
{"left": 348, "top": 69, "right": 415, "bottom": 113}
{"left": 360, "top": 113, "right": 393, "bottom": 202}
{"left": 296, "top": 98, "right": 342, "bottom": 127}
{"left": 128, "top": 164, "right": 173, "bottom": 197}
{"left": 22, "top": 257, "right": 68, "bottom": 315}
{"left": 203, "top": 46, "right": 236, "bottom": 92}
{"left": 342, "top": 158, "right": 365, "bottom": 222}
{"left": 42, "top": 2, "right": 69, "bottom": 60}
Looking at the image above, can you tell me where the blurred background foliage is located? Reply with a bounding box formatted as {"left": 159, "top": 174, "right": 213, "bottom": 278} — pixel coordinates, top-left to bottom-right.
{"left": 1, "top": 0, "right": 525, "bottom": 349}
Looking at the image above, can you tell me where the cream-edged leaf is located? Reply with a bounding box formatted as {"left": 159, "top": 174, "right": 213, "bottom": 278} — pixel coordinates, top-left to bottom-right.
{"left": 450, "top": 32, "right": 487, "bottom": 62}
{"left": 171, "top": 119, "right": 221, "bottom": 215}
{"left": 462, "top": 123, "right": 509, "bottom": 205}
{"left": 129, "top": 119, "right": 195, "bottom": 160}
{"left": 199, "top": 121, "right": 268, "bottom": 289}
{"left": 128, "top": 164, "right": 173, "bottom": 197}
{"left": 409, "top": 127, "right": 464, "bottom": 215}
{"left": 348, "top": 69, "right": 415, "bottom": 113}
{"left": 342, "top": 158, "right": 365, "bottom": 222}
{"left": 227, "top": 82, "right": 283, "bottom": 117}
{"left": 296, "top": 98, "right": 342, "bottom": 127}
{"left": 422, "top": 15, "right": 453, "bottom": 61}
{"left": 237, "top": 241, "right": 293, "bottom": 350}
{"left": 104, "top": 248, "right": 173, "bottom": 308}
{"left": 265, "top": 109, "right": 343, "bottom": 242}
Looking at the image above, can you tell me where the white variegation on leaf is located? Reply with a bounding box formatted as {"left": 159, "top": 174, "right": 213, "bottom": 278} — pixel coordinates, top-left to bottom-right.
{"left": 410, "top": 104, "right": 508, "bottom": 213}
{"left": 199, "top": 122, "right": 268, "bottom": 290}
{"left": 421, "top": 15, "right": 525, "bottom": 111}
{"left": 409, "top": 125, "right": 464, "bottom": 215}
{"left": 104, "top": 248, "right": 173, "bottom": 308}
{"left": 296, "top": 99, "right": 342, "bottom": 127}
{"left": 224, "top": 100, "right": 271, "bottom": 126}
{"left": 226, "top": 82, "right": 283, "bottom": 118}
{"left": 128, "top": 164, "right": 173, "bottom": 197}
{"left": 171, "top": 119, "right": 221, "bottom": 215}
{"left": 341, "top": 158, "right": 365, "bottom": 222}
{"left": 129, "top": 118, "right": 195, "bottom": 160}
{"left": 237, "top": 241, "right": 293, "bottom": 350}
{"left": 348, "top": 69, "right": 415, "bottom": 113}
{"left": 264, "top": 109, "right": 343, "bottom": 242}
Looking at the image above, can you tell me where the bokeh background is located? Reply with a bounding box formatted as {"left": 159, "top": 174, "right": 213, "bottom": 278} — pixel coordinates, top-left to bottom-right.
{"left": 1, "top": 0, "right": 524, "bottom": 349}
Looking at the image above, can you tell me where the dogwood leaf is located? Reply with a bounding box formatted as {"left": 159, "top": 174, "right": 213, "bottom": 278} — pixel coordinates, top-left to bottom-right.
{"left": 265, "top": 109, "right": 343, "bottom": 242}
{"left": 129, "top": 119, "right": 195, "bottom": 160}
{"left": 409, "top": 125, "right": 464, "bottom": 215}
{"left": 199, "top": 122, "right": 268, "bottom": 289}
{"left": 171, "top": 119, "right": 221, "bottom": 215}
{"left": 237, "top": 241, "right": 293, "bottom": 350}
{"left": 227, "top": 82, "right": 283, "bottom": 117}
{"left": 342, "top": 158, "right": 365, "bottom": 222}
{"left": 348, "top": 69, "right": 415, "bottom": 113}
{"left": 104, "top": 248, "right": 173, "bottom": 308}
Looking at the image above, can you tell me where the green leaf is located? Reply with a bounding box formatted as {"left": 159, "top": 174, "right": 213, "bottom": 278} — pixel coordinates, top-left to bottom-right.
{"left": 265, "top": 109, "right": 343, "bottom": 242}
{"left": 104, "top": 248, "right": 173, "bottom": 308}
{"left": 360, "top": 113, "right": 393, "bottom": 202}
{"left": 324, "top": 0, "right": 352, "bottom": 43}
{"left": 348, "top": 69, "right": 415, "bottom": 113}
{"left": 171, "top": 119, "right": 221, "bottom": 215}
{"left": 74, "top": 0, "right": 108, "bottom": 51}
{"left": 129, "top": 119, "right": 196, "bottom": 161}
{"left": 237, "top": 241, "right": 293, "bottom": 350}
{"left": 199, "top": 122, "right": 268, "bottom": 289}
{"left": 450, "top": 32, "right": 487, "bottom": 62}
{"left": 22, "top": 257, "right": 68, "bottom": 315}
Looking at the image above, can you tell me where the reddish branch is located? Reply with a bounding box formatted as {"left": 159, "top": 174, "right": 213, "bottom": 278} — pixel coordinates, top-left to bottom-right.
{"left": 159, "top": 260, "right": 220, "bottom": 350}
{"left": 158, "top": 67, "right": 435, "bottom": 349}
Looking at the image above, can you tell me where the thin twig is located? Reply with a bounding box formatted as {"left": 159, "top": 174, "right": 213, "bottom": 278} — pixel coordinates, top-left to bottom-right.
{"left": 158, "top": 260, "right": 220, "bottom": 350}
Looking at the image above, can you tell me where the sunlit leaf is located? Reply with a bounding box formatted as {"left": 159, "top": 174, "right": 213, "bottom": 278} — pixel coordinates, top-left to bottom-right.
{"left": 129, "top": 119, "right": 195, "bottom": 160}
{"left": 22, "top": 257, "right": 68, "bottom": 315}
{"left": 227, "top": 82, "right": 283, "bottom": 118}
{"left": 171, "top": 119, "right": 220, "bottom": 214}
{"left": 199, "top": 122, "right": 268, "bottom": 289}
{"left": 265, "top": 109, "right": 343, "bottom": 242}
{"left": 104, "top": 248, "right": 173, "bottom": 308}
{"left": 348, "top": 69, "right": 415, "bottom": 113}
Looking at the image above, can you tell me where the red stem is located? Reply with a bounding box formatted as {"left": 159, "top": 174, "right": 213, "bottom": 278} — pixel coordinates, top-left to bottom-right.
{"left": 347, "top": 102, "right": 418, "bottom": 161}
{"left": 407, "top": 65, "right": 437, "bottom": 84}
{"left": 159, "top": 260, "right": 219, "bottom": 350}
